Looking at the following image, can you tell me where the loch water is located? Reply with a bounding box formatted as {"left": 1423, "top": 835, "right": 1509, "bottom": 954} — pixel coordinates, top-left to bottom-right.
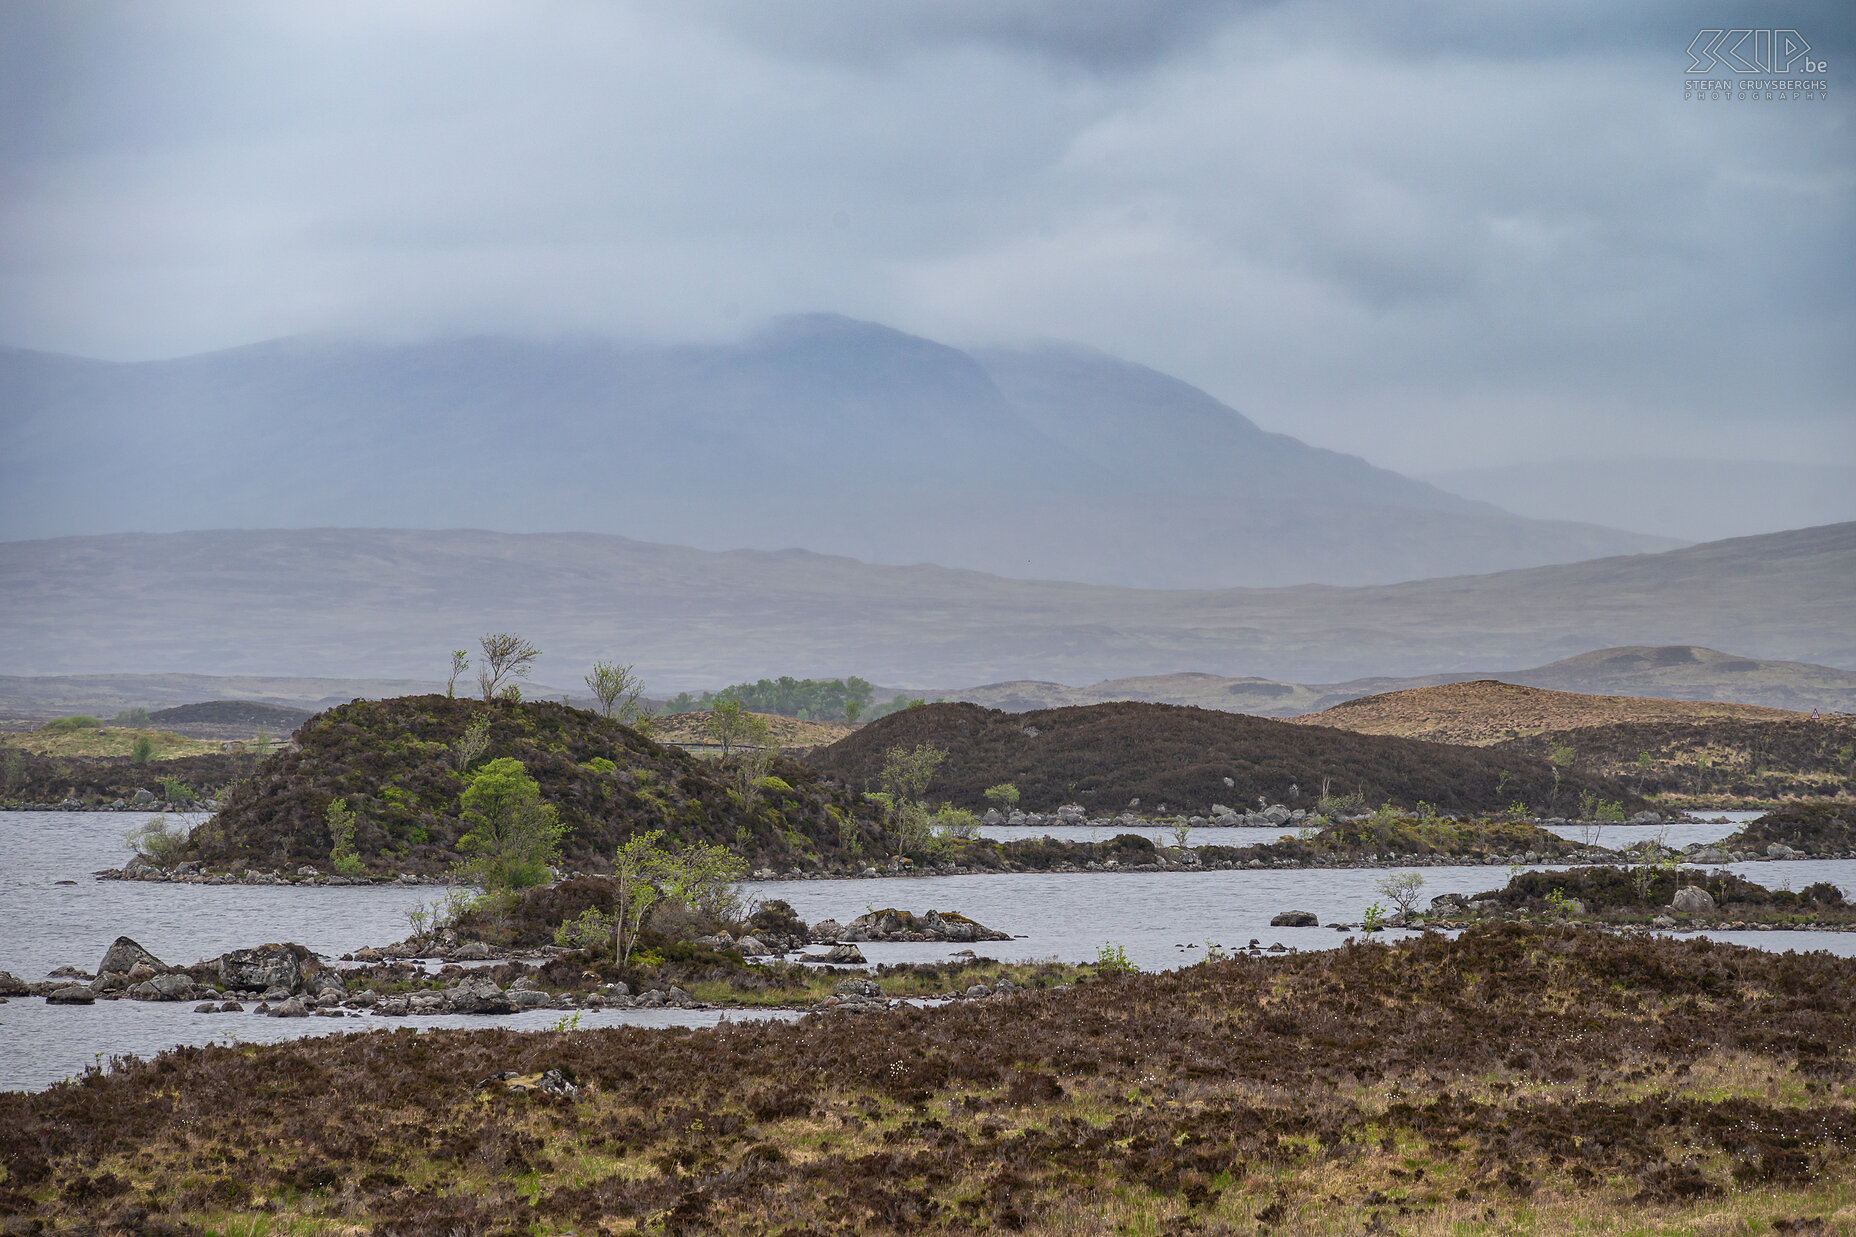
{"left": 2, "top": 808, "right": 1842, "bottom": 1092}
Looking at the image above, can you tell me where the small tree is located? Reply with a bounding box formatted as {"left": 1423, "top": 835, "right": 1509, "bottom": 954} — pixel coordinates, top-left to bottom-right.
{"left": 446, "top": 650, "right": 470, "bottom": 699}
{"left": 983, "top": 783, "right": 1020, "bottom": 815}
{"left": 586, "top": 660, "right": 647, "bottom": 722}
{"left": 705, "top": 699, "right": 761, "bottom": 759}
{"left": 452, "top": 714, "right": 492, "bottom": 772}
{"left": 129, "top": 736, "right": 154, "bottom": 765}
{"left": 326, "top": 797, "right": 365, "bottom": 876}
{"left": 612, "top": 829, "right": 673, "bottom": 964}
{"left": 477, "top": 633, "right": 541, "bottom": 701}
{"left": 452, "top": 757, "right": 564, "bottom": 893}
{"left": 1374, "top": 871, "right": 1425, "bottom": 919}
{"left": 880, "top": 744, "right": 945, "bottom": 801}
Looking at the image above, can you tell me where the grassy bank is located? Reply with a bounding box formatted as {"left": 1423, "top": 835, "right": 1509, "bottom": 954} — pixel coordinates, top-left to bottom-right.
{"left": 7, "top": 926, "right": 1856, "bottom": 1234}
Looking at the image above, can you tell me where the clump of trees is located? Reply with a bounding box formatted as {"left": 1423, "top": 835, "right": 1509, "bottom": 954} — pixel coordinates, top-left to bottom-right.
{"left": 661, "top": 676, "right": 927, "bottom": 725}
{"left": 865, "top": 743, "right": 979, "bottom": 861}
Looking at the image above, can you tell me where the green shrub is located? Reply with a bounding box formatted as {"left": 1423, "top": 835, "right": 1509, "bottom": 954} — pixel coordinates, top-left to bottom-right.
{"left": 123, "top": 813, "right": 189, "bottom": 863}
{"left": 1094, "top": 942, "right": 1138, "bottom": 975}
{"left": 327, "top": 797, "right": 366, "bottom": 876}
{"left": 129, "top": 736, "right": 154, "bottom": 765}
{"left": 42, "top": 716, "right": 103, "bottom": 732}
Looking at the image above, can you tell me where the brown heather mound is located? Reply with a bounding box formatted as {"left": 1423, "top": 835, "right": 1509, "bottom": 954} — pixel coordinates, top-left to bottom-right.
{"left": 810, "top": 701, "right": 1645, "bottom": 816}
{"left": 649, "top": 709, "right": 852, "bottom": 750}
{"left": 1496, "top": 718, "right": 1856, "bottom": 804}
{"left": 8, "top": 926, "right": 1856, "bottom": 1233}
{"left": 1293, "top": 680, "right": 1804, "bottom": 746}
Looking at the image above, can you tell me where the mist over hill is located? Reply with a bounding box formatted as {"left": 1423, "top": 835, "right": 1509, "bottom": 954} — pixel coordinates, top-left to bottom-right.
{"left": 0, "top": 523, "right": 1847, "bottom": 691}
{"left": 0, "top": 316, "right": 1676, "bottom": 588}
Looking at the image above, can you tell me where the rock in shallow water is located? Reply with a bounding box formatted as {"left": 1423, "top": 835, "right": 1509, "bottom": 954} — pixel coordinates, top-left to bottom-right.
{"left": 1270, "top": 911, "right": 1319, "bottom": 927}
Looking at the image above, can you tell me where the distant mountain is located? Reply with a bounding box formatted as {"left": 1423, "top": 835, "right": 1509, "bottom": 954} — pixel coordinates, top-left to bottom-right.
{"left": 1423, "top": 457, "right": 1856, "bottom": 544}
{"left": 0, "top": 524, "right": 1847, "bottom": 689}
{"left": 0, "top": 316, "right": 1677, "bottom": 587}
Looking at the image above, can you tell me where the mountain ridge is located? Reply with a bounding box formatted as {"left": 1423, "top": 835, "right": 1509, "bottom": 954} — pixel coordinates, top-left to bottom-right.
{"left": 0, "top": 316, "right": 1678, "bottom": 587}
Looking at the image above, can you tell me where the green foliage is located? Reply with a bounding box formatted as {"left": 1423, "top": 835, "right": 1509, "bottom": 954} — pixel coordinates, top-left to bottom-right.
{"left": 1094, "top": 942, "right": 1138, "bottom": 975}
{"left": 1543, "top": 887, "right": 1576, "bottom": 917}
{"left": 42, "top": 716, "right": 103, "bottom": 732}
{"left": 760, "top": 775, "right": 794, "bottom": 794}
{"left": 1361, "top": 903, "right": 1387, "bottom": 933}
{"left": 983, "top": 783, "right": 1020, "bottom": 813}
{"left": 554, "top": 906, "right": 621, "bottom": 951}
{"left": 114, "top": 707, "right": 151, "bottom": 727}
{"left": 880, "top": 744, "right": 946, "bottom": 801}
{"left": 453, "top": 757, "right": 565, "bottom": 892}
{"left": 685, "top": 675, "right": 874, "bottom": 722}
{"left": 123, "top": 813, "right": 189, "bottom": 863}
{"left": 326, "top": 797, "right": 365, "bottom": 876}
{"left": 453, "top": 714, "right": 492, "bottom": 771}
{"left": 129, "top": 736, "right": 155, "bottom": 765}
{"left": 2, "top": 747, "right": 24, "bottom": 793}
{"left": 159, "top": 776, "right": 196, "bottom": 805}
{"left": 581, "top": 756, "right": 618, "bottom": 775}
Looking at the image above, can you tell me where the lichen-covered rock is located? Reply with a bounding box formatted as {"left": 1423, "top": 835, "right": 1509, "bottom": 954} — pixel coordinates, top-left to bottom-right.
{"left": 218, "top": 944, "right": 307, "bottom": 993}
{"left": 1670, "top": 886, "right": 1716, "bottom": 915}
{"left": 47, "top": 985, "right": 95, "bottom": 1005}
{"left": 841, "top": 908, "right": 1010, "bottom": 942}
{"left": 823, "top": 943, "right": 867, "bottom": 964}
{"left": 1270, "top": 910, "right": 1319, "bottom": 927}
{"left": 446, "top": 973, "right": 513, "bottom": 1015}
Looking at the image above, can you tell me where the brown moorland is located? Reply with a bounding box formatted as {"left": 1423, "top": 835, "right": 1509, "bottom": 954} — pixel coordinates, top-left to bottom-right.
{"left": 1291, "top": 680, "right": 1805, "bottom": 746}
{"left": 7, "top": 926, "right": 1856, "bottom": 1234}
{"left": 648, "top": 709, "right": 852, "bottom": 750}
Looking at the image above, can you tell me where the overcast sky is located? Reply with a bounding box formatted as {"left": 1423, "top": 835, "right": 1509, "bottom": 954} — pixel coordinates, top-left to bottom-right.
{"left": 1, "top": 0, "right": 1850, "bottom": 473}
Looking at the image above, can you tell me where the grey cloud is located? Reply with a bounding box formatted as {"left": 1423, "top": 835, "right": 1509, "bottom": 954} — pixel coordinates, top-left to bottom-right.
{"left": 0, "top": 0, "right": 1848, "bottom": 490}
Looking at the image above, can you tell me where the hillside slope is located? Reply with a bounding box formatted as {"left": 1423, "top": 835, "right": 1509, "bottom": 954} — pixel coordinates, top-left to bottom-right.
{"left": 808, "top": 701, "right": 1646, "bottom": 817}
{"left": 196, "top": 696, "right": 884, "bottom": 874}
{"left": 1, "top": 525, "right": 1849, "bottom": 688}
{"left": 1291, "top": 681, "right": 1805, "bottom": 745}
{"left": 0, "top": 319, "right": 1675, "bottom": 588}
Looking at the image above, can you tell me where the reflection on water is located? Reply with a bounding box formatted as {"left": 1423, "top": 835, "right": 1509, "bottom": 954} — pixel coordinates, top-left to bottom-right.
{"left": 0, "top": 808, "right": 1839, "bottom": 1093}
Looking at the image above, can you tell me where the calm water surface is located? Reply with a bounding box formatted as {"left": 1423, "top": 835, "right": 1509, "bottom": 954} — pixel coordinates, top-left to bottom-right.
{"left": 0, "top": 808, "right": 1834, "bottom": 1093}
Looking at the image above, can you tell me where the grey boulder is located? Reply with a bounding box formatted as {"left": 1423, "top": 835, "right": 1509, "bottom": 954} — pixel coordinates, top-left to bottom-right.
{"left": 1269, "top": 911, "right": 1319, "bottom": 927}
{"left": 1670, "top": 886, "right": 1717, "bottom": 915}
{"left": 98, "top": 936, "right": 165, "bottom": 978}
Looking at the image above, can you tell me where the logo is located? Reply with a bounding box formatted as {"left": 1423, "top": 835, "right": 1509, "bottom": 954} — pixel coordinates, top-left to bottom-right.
{"left": 1686, "top": 29, "right": 1824, "bottom": 74}
{"left": 1684, "top": 29, "right": 1828, "bottom": 102}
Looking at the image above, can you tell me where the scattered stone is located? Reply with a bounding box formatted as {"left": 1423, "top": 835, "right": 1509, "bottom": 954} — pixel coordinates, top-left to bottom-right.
{"left": 735, "top": 935, "right": 773, "bottom": 957}
{"left": 218, "top": 1000, "right": 243, "bottom": 1013}
{"left": 446, "top": 973, "right": 513, "bottom": 1015}
{"left": 452, "top": 940, "right": 493, "bottom": 960}
{"left": 474, "top": 1068, "right": 578, "bottom": 1097}
{"left": 47, "top": 985, "right": 96, "bottom": 1005}
{"left": 823, "top": 943, "right": 867, "bottom": 964}
{"left": 150, "top": 972, "right": 195, "bottom": 999}
{"left": 808, "top": 919, "right": 846, "bottom": 943}
{"left": 0, "top": 971, "right": 29, "bottom": 996}
{"left": 193, "top": 1002, "right": 218, "bottom": 1013}
{"left": 1767, "top": 843, "right": 1798, "bottom": 859}
{"left": 833, "top": 978, "right": 881, "bottom": 1000}
{"left": 1270, "top": 911, "right": 1319, "bottom": 927}
{"left": 1652, "top": 915, "right": 1677, "bottom": 930}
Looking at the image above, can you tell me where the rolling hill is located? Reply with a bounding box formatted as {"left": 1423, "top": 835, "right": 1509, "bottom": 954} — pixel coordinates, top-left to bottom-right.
{"left": 0, "top": 317, "right": 1675, "bottom": 589}
{"left": 1289, "top": 681, "right": 1807, "bottom": 746}
{"left": 0, "top": 524, "right": 1849, "bottom": 691}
